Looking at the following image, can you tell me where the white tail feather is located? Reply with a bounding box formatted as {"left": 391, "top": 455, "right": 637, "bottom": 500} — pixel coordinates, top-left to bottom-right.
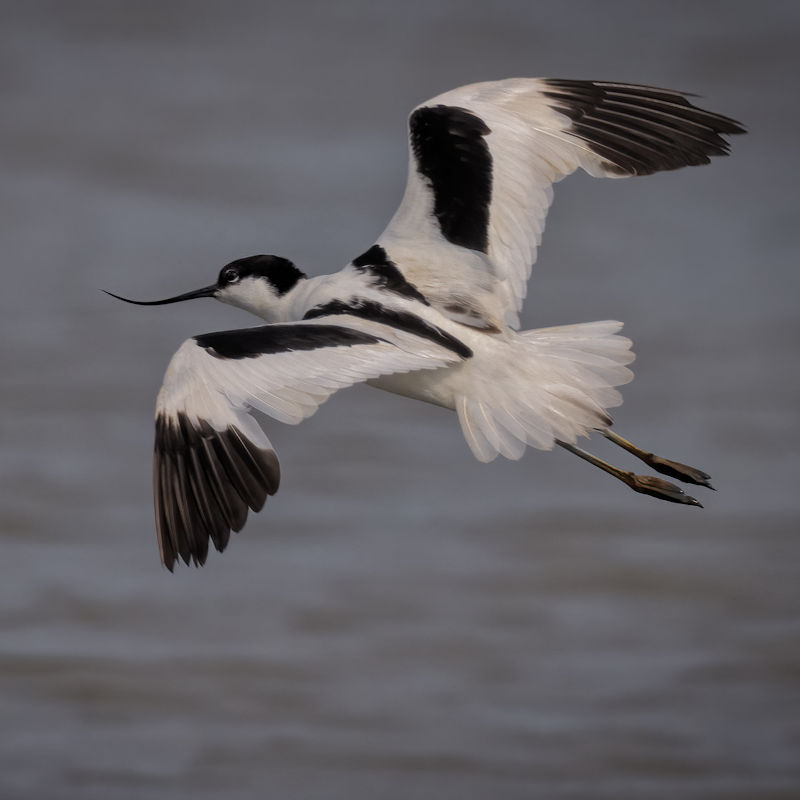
{"left": 456, "top": 321, "right": 634, "bottom": 462}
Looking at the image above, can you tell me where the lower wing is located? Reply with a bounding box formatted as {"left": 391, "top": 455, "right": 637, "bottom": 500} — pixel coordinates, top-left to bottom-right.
{"left": 153, "top": 317, "right": 464, "bottom": 569}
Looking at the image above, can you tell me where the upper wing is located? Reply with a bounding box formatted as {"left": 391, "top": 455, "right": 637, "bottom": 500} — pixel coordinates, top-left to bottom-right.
{"left": 373, "top": 78, "right": 744, "bottom": 328}
{"left": 153, "top": 318, "right": 462, "bottom": 569}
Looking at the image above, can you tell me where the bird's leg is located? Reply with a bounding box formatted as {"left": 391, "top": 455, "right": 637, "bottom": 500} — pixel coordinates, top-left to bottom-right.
{"left": 599, "top": 429, "right": 713, "bottom": 489}
{"left": 555, "top": 440, "right": 703, "bottom": 507}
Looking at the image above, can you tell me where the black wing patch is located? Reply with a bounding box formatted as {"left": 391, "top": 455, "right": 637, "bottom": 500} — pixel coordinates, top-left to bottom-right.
{"left": 194, "top": 323, "right": 383, "bottom": 359}
{"left": 304, "top": 299, "right": 472, "bottom": 359}
{"left": 542, "top": 79, "right": 745, "bottom": 176}
{"left": 352, "top": 244, "right": 429, "bottom": 303}
{"left": 410, "top": 105, "right": 493, "bottom": 252}
{"left": 154, "top": 412, "right": 280, "bottom": 570}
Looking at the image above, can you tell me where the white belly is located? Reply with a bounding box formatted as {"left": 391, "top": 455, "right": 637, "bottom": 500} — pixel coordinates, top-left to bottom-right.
{"left": 367, "top": 362, "right": 467, "bottom": 410}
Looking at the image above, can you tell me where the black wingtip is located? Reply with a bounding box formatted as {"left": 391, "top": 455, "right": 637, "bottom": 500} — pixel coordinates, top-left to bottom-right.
{"left": 154, "top": 412, "right": 280, "bottom": 570}
{"left": 541, "top": 79, "right": 745, "bottom": 176}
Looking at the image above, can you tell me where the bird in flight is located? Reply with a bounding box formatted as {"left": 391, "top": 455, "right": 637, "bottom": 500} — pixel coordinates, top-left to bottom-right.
{"left": 108, "top": 78, "right": 744, "bottom": 570}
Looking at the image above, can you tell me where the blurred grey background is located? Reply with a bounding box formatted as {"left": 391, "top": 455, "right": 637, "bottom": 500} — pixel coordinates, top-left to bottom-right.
{"left": 1, "top": 2, "right": 798, "bottom": 798}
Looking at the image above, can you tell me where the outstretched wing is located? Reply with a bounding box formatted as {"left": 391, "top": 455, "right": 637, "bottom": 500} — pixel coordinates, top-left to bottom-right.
{"left": 153, "top": 318, "right": 463, "bottom": 569}
{"left": 371, "top": 78, "right": 744, "bottom": 328}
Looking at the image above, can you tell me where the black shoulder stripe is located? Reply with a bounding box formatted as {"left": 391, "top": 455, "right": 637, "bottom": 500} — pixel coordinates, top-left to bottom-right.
{"left": 304, "top": 299, "right": 472, "bottom": 359}
{"left": 154, "top": 412, "right": 280, "bottom": 570}
{"left": 193, "top": 323, "right": 383, "bottom": 359}
{"left": 351, "top": 244, "right": 429, "bottom": 304}
{"left": 410, "top": 105, "right": 493, "bottom": 252}
{"left": 541, "top": 79, "right": 745, "bottom": 176}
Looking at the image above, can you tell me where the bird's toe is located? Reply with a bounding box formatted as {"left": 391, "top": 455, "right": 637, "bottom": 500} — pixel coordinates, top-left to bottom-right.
{"left": 645, "top": 455, "right": 713, "bottom": 489}
{"left": 629, "top": 473, "right": 704, "bottom": 507}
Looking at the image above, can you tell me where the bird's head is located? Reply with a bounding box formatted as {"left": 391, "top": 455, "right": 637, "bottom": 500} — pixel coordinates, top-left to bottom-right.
{"left": 105, "top": 255, "right": 307, "bottom": 321}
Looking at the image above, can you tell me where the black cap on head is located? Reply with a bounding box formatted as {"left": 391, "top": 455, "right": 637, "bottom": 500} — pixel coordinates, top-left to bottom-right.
{"left": 218, "top": 255, "right": 307, "bottom": 296}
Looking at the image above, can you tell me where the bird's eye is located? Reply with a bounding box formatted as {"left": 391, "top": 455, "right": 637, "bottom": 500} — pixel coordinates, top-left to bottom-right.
{"left": 223, "top": 268, "right": 240, "bottom": 284}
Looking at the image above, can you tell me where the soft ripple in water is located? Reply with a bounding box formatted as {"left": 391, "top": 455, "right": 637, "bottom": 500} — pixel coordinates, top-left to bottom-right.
{"left": 2, "top": 511, "right": 798, "bottom": 798}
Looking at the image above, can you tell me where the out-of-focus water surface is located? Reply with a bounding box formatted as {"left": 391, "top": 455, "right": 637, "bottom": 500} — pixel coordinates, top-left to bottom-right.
{"left": 1, "top": 2, "right": 798, "bottom": 798}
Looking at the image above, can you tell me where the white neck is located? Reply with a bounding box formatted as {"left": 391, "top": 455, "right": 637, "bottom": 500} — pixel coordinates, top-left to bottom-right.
{"left": 218, "top": 274, "right": 341, "bottom": 323}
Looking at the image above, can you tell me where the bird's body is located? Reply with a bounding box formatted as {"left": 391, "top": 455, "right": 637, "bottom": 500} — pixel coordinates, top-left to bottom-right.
{"left": 108, "top": 78, "right": 744, "bottom": 569}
